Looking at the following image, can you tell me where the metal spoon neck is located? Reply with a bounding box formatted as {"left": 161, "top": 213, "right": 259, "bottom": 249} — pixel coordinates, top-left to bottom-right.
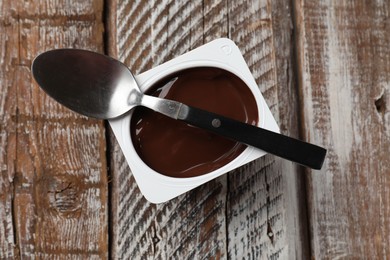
{"left": 140, "top": 94, "right": 189, "bottom": 120}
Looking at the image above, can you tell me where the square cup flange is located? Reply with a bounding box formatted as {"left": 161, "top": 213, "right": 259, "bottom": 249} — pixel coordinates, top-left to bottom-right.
{"left": 109, "top": 38, "right": 279, "bottom": 203}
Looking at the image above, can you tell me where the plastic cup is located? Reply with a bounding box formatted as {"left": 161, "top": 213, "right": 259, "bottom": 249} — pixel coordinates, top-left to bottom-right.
{"left": 109, "top": 38, "right": 279, "bottom": 203}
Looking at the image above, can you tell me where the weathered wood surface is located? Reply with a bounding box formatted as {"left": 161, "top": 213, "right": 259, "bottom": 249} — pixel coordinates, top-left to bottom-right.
{"left": 294, "top": 0, "right": 390, "bottom": 258}
{"left": 0, "top": 1, "right": 108, "bottom": 259}
{"left": 2, "top": 0, "right": 390, "bottom": 259}
{"left": 108, "top": 0, "right": 308, "bottom": 259}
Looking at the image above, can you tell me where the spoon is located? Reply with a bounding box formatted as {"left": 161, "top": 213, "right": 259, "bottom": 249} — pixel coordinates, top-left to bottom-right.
{"left": 31, "top": 49, "right": 326, "bottom": 170}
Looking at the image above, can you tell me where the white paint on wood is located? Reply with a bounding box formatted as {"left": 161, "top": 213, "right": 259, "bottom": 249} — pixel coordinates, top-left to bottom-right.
{"left": 110, "top": 1, "right": 228, "bottom": 259}
{"left": 295, "top": 0, "right": 390, "bottom": 258}
{"left": 110, "top": 0, "right": 309, "bottom": 259}
{"left": 0, "top": 0, "right": 108, "bottom": 258}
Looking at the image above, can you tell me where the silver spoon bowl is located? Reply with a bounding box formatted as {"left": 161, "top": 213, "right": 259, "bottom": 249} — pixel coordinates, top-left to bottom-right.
{"left": 32, "top": 49, "right": 184, "bottom": 120}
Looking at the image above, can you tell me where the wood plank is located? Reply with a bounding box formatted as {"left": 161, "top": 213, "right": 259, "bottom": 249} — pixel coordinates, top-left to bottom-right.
{"left": 108, "top": 1, "right": 228, "bottom": 258}
{"left": 294, "top": 0, "right": 390, "bottom": 258}
{"left": 0, "top": 3, "right": 18, "bottom": 257}
{"left": 108, "top": 0, "right": 308, "bottom": 258}
{"left": 0, "top": 1, "right": 108, "bottom": 258}
{"left": 226, "top": 0, "right": 309, "bottom": 258}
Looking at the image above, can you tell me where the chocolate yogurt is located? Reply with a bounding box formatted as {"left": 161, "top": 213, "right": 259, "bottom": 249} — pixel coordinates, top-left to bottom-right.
{"left": 131, "top": 67, "right": 259, "bottom": 178}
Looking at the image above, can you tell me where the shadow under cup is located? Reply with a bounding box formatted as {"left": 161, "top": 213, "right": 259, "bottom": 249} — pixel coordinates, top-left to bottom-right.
{"left": 130, "top": 67, "right": 259, "bottom": 178}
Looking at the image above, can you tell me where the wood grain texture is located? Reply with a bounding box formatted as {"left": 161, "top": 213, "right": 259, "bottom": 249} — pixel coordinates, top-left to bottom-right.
{"left": 109, "top": 1, "right": 228, "bottom": 259}
{"left": 108, "top": 0, "right": 308, "bottom": 259}
{"left": 1, "top": 1, "right": 388, "bottom": 258}
{"left": 0, "top": 0, "right": 108, "bottom": 259}
{"left": 294, "top": 0, "right": 390, "bottom": 258}
{"left": 227, "top": 0, "right": 309, "bottom": 259}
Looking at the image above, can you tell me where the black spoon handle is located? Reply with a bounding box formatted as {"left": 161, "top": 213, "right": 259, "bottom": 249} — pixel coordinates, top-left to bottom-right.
{"left": 179, "top": 105, "right": 327, "bottom": 170}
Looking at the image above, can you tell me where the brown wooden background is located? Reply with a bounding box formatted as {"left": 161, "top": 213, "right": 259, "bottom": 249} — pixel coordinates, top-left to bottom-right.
{"left": 1, "top": 0, "right": 389, "bottom": 259}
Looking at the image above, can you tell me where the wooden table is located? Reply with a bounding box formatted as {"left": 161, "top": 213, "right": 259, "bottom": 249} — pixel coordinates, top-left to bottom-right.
{"left": 1, "top": 0, "right": 389, "bottom": 259}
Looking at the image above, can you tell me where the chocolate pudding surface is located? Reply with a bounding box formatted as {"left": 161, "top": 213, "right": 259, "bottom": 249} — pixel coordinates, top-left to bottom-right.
{"left": 131, "top": 67, "right": 258, "bottom": 178}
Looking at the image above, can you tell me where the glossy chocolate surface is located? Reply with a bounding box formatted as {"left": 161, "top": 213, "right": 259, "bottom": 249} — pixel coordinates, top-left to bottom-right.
{"left": 131, "top": 67, "right": 258, "bottom": 178}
